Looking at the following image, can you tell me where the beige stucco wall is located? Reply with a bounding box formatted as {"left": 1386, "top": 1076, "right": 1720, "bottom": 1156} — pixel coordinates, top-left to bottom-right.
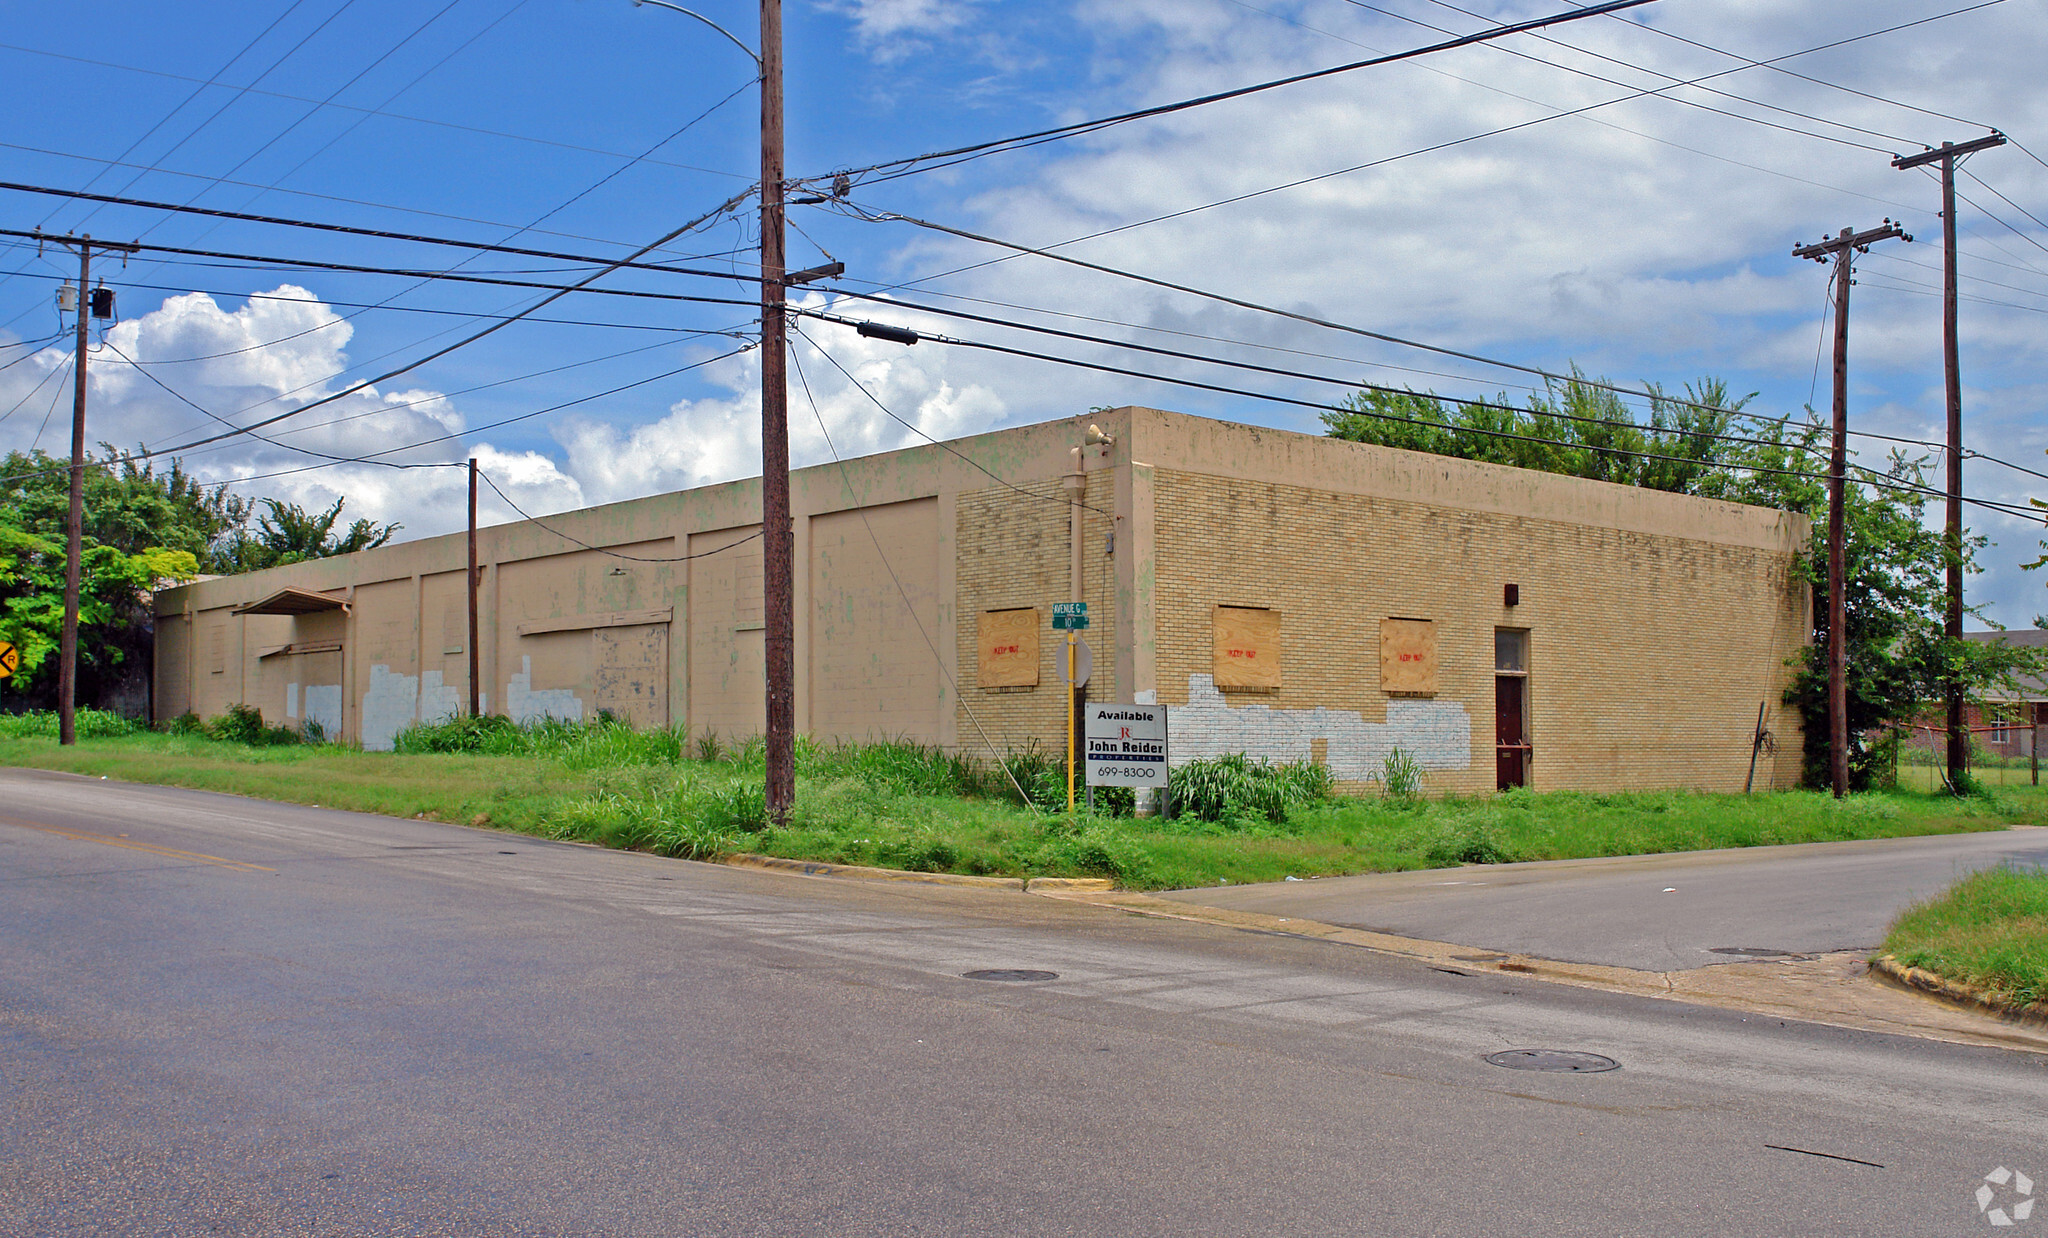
{"left": 155, "top": 406, "right": 1809, "bottom": 791}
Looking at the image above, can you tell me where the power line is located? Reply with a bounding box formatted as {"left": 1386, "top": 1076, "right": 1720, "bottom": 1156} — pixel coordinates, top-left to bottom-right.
{"left": 804, "top": 0, "right": 1662, "bottom": 188}
{"left": 836, "top": 207, "right": 1849, "bottom": 429}
{"left": 786, "top": 338, "right": 1035, "bottom": 806}
{"left": 1337, "top": 0, "right": 1909, "bottom": 151}
{"left": 0, "top": 192, "right": 752, "bottom": 476}
{"left": 0, "top": 39, "right": 749, "bottom": 185}
{"left": 0, "top": 181, "right": 765, "bottom": 286}
{"left": 473, "top": 467, "right": 762, "bottom": 563}
{"left": 790, "top": 321, "right": 1112, "bottom": 518}
{"left": 791, "top": 308, "right": 2045, "bottom": 524}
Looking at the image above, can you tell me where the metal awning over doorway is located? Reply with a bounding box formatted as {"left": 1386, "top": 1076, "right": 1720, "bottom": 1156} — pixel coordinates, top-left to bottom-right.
{"left": 231, "top": 587, "right": 349, "bottom": 616}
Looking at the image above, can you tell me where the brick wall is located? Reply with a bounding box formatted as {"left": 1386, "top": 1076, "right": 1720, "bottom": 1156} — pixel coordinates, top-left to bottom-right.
{"left": 1149, "top": 469, "right": 1807, "bottom": 795}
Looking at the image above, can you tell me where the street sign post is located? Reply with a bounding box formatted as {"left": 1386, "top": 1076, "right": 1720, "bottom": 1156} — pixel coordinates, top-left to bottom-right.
{"left": 1084, "top": 703, "right": 1169, "bottom": 788}
{"left": 1061, "top": 637, "right": 1093, "bottom": 688}
{"left": 1054, "top": 603, "right": 1090, "bottom": 811}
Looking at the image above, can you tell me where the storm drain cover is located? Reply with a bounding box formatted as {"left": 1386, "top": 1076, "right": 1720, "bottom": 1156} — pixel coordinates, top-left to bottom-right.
{"left": 963, "top": 969, "right": 1059, "bottom": 982}
{"left": 1484, "top": 1049, "right": 1619, "bottom": 1073}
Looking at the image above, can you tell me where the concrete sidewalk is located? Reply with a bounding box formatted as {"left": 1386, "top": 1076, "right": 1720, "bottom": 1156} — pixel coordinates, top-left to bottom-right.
{"left": 1154, "top": 826, "right": 2048, "bottom": 972}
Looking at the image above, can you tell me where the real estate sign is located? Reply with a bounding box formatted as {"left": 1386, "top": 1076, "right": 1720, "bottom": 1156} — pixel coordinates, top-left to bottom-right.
{"left": 1084, "top": 703, "right": 1168, "bottom": 787}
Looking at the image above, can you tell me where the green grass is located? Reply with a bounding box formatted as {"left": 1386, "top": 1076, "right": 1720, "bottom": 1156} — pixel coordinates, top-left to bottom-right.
{"left": 1882, "top": 867, "right": 2048, "bottom": 1009}
{"left": 2, "top": 711, "right": 2042, "bottom": 890}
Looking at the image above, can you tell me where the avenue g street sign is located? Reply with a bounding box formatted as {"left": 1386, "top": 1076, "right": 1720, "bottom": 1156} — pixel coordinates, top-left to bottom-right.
{"left": 0, "top": 640, "right": 17, "bottom": 680}
{"left": 1052, "top": 602, "right": 1089, "bottom": 630}
{"left": 1084, "top": 703, "right": 1168, "bottom": 787}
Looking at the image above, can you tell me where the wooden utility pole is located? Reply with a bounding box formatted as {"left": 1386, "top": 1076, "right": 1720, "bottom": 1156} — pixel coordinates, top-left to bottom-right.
{"left": 468, "top": 457, "right": 481, "bottom": 718}
{"left": 1893, "top": 133, "right": 2005, "bottom": 792}
{"left": 1793, "top": 221, "right": 1909, "bottom": 797}
{"left": 759, "top": 0, "right": 795, "bottom": 822}
{"left": 42, "top": 233, "right": 139, "bottom": 746}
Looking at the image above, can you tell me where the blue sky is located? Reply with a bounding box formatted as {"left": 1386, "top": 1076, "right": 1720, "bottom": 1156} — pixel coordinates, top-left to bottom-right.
{"left": 0, "top": 0, "right": 2043, "bottom": 625}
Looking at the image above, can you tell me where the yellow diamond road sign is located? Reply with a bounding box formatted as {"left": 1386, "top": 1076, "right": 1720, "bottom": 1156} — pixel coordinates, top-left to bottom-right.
{"left": 0, "top": 641, "right": 16, "bottom": 679}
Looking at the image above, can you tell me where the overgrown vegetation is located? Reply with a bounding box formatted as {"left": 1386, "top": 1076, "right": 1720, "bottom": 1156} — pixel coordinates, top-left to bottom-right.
{"left": 2, "top": 712, "right": 2039, "bottom": 890}
{"left": 0, "top": 446, "right": 400, "bottom": 710}
{"left": 1883, "top": 866, "right": 2048, "bottom": 1010}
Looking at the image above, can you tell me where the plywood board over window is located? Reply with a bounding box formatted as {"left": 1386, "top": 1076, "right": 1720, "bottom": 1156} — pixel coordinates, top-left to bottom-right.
{"left": 1381, "top": 617, "right": 1438, "bottom": 696}
{"left": 1213, "top": 605, "right": 1281, "bottom": 690}
{"left": 979, "top": 608, "right": 1039, "bottom": 688}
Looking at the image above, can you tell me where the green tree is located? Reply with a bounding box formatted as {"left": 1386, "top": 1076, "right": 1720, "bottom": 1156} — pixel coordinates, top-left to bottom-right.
{"left": 215, "top": 496, "right": 399, "bottom": 573}
{"left": 1322, "top": 376, "right": 2040, "bottom": 791}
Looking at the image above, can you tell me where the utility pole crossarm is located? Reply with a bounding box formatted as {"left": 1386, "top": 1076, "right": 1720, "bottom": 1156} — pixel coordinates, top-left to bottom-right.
{"left": 1792, "top": 220, "right": 1912, "bottom": 261}
{"left": 1891, "top": 132, "right": 2006, "bottom": 171}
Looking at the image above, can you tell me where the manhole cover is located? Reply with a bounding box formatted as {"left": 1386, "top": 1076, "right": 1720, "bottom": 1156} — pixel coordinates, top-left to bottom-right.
{"left": 1709, "top": 947, "right": 1794, "bottom": 957}
{"left": 1484, "top": 1049, "right": 1619, "bottom": 1073}
{"left": 963, "top": 969, "right": 1059, "bottom": 982}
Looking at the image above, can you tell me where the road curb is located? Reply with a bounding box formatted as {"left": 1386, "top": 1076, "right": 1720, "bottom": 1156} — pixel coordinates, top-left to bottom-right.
{"left": 1869, "top": 954, "right": 2048, "bottom": 1027}
{"left": 1025, "top": 877, "right": 1115, "bottom": 893}
{"left": 721, "top": 852, "right": 1025, "bottom": 891}
{"left": 1027, "top": 886, "right": 2048, "bottom": 1054}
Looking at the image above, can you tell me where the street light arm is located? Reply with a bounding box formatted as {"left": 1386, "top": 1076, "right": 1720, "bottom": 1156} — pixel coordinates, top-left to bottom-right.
{"left": 630, "top": 0, "right": 762, "bottom": 69}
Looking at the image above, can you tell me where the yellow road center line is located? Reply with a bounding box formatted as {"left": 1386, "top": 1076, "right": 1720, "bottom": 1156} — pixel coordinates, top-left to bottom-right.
{"left": 0, "top": 815, "right": 275, "bottom": 873}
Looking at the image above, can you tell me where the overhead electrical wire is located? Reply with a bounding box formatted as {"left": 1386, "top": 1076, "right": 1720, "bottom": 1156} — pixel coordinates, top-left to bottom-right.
{"left": 62, "top": 0, "right": 367, "bottom": 235}
{"left": 0, "top": 181, "right": 765, "bottom": 286}
{"left": 1328, "top": 0, "right": 1908, "bottom": 151}
{"left": 0, "top": 189, "right": 754, "bottom": 478}
{"left": 803, "top": 285, "right": 1965, "bottom": 460}
{"left": 0, "top": 39, "right": 750, "bottom": 185}
{"left": 790, "top": 307, "right": 2044, "bottom": 525}
{"left": 473, "top": 468, "right": 762, "bottom": 563}
{"left": 786, "top": 335, "right": 1036, "bottom": 805}
{"left": 803, "top": 0, "right": 1663, "bottom": 189}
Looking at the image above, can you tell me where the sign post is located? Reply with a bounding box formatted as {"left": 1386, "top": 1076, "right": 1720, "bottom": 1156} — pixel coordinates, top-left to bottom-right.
{"left": 1052, "top": 603, "right": 1089, "bottom": 812}
{"left": 1084, "top": 703, "right": 1169, "bottom": 790}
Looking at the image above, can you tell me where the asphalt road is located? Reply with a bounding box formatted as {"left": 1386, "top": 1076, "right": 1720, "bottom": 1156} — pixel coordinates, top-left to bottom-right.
{"left": 4, "top": 768, "right": 2046, "bottom": 1237}
{"left": 1156, "top": 828, "right": 2048, "bottom": 972}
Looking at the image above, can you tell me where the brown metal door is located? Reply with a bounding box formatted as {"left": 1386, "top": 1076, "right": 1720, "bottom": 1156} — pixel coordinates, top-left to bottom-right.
{"left": 1495, "top": 675, "right": 1527, "bottom": 790}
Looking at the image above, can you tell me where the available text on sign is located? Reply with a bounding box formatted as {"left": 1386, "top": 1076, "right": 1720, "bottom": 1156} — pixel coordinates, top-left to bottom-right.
{"left": 1084, "top": 703, "right": 1168, "bottom": 788}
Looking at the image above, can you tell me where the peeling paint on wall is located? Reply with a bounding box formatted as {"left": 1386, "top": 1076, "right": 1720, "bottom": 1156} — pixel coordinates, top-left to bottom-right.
{"left": 285, "top": 682, "right": 298, "bottom": 719}
{"left": 508, "top": 655, "right": 583, "bottom": 726}
{"left": 1168, "top": 674, "right": 1471, "bottom": 780}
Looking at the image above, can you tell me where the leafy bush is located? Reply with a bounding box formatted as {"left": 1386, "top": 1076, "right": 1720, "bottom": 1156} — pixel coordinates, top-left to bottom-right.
{"left": 702, "top": 781, "right": 767, "bottom": 834}
{"left": 202, "top": 704, "right": 300, "bottom": 747}
{"left": 0, "top": 708, "right": 147, "bottom": 739}
{"left": 393, "top": 713, "right": 522, "bottom": 754}
{"left": 1169, "top": 753, "right": 1331, "bottom": 825}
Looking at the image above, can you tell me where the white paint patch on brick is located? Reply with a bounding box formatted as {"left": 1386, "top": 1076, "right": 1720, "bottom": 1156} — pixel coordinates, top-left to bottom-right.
{"left": 1167, "top": 674, "right": 1471, "bottom": 779}
{"left": 304, "top": 685, "right": 342, "bottom": 739}
{"left": 508, "top": 655, "right": 582, "bottom": 726}
{"left": 361, "top": 664, "right": 419, "bottom": 752}
{"left": 418, "top": 671, "right": 462, "bottom": 728}
{"left": 285, "top": 682, "right": 298, "bottom": 719}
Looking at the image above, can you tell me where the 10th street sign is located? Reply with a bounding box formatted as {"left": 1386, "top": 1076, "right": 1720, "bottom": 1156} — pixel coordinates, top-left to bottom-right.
{"left": 1052, "top": 602, "right": 1089, "bottom": 631}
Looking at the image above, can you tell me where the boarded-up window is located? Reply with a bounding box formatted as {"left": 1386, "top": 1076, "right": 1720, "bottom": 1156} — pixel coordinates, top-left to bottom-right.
{"left": 1381, "top": 618, "right": 1438, "bottom": 695}
{"left": 1213, "top": 605, "right": 1281, "bottom": 690}
{"left": 206, "top": 622, "right": 226, "bottom": 675}
{"left": 978, "top": 608, "right": 1039, "bottom": 688}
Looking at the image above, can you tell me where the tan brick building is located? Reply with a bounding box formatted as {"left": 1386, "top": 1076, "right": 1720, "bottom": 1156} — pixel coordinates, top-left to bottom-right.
{"left": 153, "top": 407, "right": 1811, "bottom": 793}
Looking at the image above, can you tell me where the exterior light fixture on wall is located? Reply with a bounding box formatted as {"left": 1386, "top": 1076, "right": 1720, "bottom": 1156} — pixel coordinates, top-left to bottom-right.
{"left": 1504, "top": 583, "right": 1519, "bottom": 607}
